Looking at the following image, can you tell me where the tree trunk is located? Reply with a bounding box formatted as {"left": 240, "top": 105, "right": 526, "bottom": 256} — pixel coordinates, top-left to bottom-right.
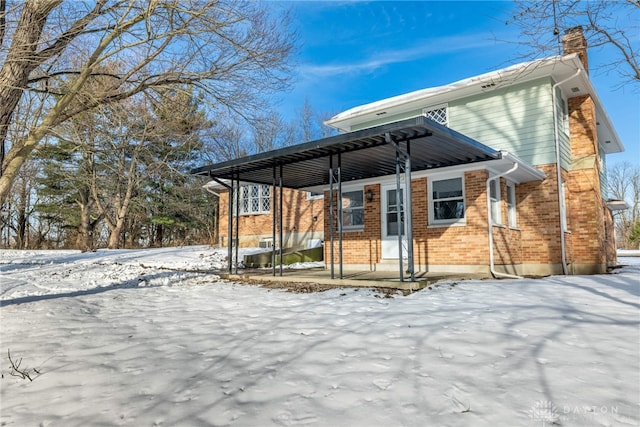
{"left": 0, "top": 0, "right": 61, "bottom": 179}
{"left": 13, "top": 172, "right": 31, "bottom": 249}
{"left": 107, "top": 221, "right": 122, "bottom": 249}
{"left": 76, "top": 202, "right": 93, "bottom": 252}
{"left": 156, "top": 224, "right": 164, "bottom": 248}
{"left": 15, "top": 210, "right": 26, "bottom": 249}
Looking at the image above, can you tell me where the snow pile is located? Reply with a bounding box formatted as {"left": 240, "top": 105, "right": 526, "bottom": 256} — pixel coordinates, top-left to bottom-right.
{"left": 1, "top": 248, "right": 639, "bottom": 426}
{"left": 0, "top": 246, "right": 228, "bottom": 303}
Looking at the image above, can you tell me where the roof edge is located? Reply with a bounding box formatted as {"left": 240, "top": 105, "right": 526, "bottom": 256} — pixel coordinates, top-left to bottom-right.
{"left": 325, "top": 55, "right": 571, "bottom": 129}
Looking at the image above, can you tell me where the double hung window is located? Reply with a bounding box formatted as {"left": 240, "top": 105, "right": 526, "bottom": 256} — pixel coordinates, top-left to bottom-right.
{"left": 430, "top": 177, "right": 465, "bottom": 225}
{"left": 341, "top": 190, "right": 364, "bottom": 229}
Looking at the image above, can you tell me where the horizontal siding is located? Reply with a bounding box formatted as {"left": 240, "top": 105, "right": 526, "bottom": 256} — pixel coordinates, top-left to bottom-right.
{"left": 558, "top": 131, "right": 571, "bottom": 170}
{"left": 449, "top": 77, "right": 557, "bottom": 167}
{"left": 349, "top": 77, "right": 564, "bottom": 168}
{"left": 554, "top": 86, "right": 571, "bottom": 170}
{"left": 599, "top": 150, "right": 608, "bottom": 198}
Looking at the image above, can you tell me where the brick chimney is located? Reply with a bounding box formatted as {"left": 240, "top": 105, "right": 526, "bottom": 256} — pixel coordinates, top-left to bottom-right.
{"left": 562, "top": 26, "right": 588, "bottom": 73}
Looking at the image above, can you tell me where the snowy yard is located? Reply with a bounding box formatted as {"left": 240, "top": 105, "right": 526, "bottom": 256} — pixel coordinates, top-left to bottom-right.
{"left": 1, "top": 246, "right": 638, "bottom": 427}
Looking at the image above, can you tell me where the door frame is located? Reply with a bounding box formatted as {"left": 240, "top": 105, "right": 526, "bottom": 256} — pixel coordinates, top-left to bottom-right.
{"left": 381, "top": 183, "right": 407, "bottom": 259}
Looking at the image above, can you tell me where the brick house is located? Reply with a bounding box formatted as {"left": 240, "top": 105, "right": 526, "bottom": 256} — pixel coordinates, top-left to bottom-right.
{"left": 206, "top": 181, "right": 324, "bottom": 249}
{"left": 193, "top": 27, "right": 624, "bottom": 277}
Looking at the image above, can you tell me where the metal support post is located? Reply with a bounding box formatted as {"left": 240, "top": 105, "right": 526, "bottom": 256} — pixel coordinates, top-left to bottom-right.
{"left": 337, "top": 152, "right": 343, "bottom": 279}
{"left": 404, "top": 140, "right": 415, "bottom": 282}
{"left": 234, "top": 175, "right": 239, "bottom": 274}
{"left": 329, "top": 155, "right": 335, "bottom": 279}
{"left": 211, "top": 177, "right": 234, "bottom": 274}
{"left": 227, "top": 180, "right": 233, "bottom": 274}
{"left": 386, "top": 132, "right": 416, "bottom": 282}
{"left": 279, "top": 165, "right": 283, "bottom": 277}
{"left": 395, "top": 149, "right": 404, "bottom": 282}
{"left": 272, "top": 166, "right": 277, "bottom": 276}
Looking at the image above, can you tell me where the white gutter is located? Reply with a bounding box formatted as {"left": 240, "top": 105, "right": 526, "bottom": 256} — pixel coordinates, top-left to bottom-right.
{"left": 487, "top": 161, "right": 521, "bottom": 279}
{"left": 203, "top": 183, "right": 220, "bottom": 198}
{"left": 552, "top": 68, "right": 581, "bottom": 275}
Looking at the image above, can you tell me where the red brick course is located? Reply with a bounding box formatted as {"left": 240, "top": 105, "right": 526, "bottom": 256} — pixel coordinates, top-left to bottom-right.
{"left": 218, "top": 188, "right": 324, "bottom": 247}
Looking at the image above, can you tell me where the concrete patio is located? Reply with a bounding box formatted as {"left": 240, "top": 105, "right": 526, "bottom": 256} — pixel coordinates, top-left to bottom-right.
{"left": 220, "top": 267, "right": 491, "bottom": 291}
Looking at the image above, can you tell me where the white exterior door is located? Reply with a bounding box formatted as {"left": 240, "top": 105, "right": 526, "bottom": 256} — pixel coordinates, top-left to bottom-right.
{"left": 381, "top": 184, "right": 407, "bottom": 259}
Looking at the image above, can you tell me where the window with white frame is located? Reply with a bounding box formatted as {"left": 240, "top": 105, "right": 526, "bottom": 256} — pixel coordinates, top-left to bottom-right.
{"left": 239, "top": 184, "right": 270, "bottom": 215}
{"left": 506, "top": 182, "right": 517, "bottom": 228}
{"left": 489, "top": 179, "right": 502, "bottom": 225}
{"left": 430, "top": 176, "right": 465, "bottom": 225}
{"left": 423, "top": 104, "right": 448, "bottom": 127}
{"left": 341, "top": 190, "right": 364, "bottom": 229}
{"left": 307, "top": 191, "right": 324, "bottom": 200}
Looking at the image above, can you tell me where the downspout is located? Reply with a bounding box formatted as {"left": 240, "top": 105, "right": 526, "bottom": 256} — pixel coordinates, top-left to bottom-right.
{"left": 487, "top": 161, "right": 521, "bottom": 279}
{"left": 204, "top": 184, "right": 220, "bottom": 247}
{"left": 210, "top": 178, "right": 233, "bottom": 272}
{"left": 552, "top": 68, "right": 581, "bottom": 275}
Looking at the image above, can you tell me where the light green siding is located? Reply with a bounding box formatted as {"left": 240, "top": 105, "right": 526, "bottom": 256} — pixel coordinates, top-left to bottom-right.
{"left": 598, "top": 149, "right": 608, "bottom": 198}
{"left": 449, "top": 77, "right": 558, "bottom": 167}
{"left": 350, "top": 77, "right": 569, "bottom": 168}
{"left": 554, "top": 86, "right": 572, "bottom": 170}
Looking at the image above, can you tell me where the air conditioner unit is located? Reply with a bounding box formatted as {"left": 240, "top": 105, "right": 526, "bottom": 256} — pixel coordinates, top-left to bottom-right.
{"left": 259, "top": 239, "right": 273, "bottom": 249}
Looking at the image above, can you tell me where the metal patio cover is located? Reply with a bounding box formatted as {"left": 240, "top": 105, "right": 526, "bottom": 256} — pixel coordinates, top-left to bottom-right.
{"left": 190, "top": 116, "right": 502, "bottom": 187}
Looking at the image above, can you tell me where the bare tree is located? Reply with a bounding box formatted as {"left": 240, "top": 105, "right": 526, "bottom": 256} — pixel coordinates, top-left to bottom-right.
{"left": 507, "top": 1, "right": 639, "bottom": 85}
{"left": 0, "top": 0, "right": 295, "bottom": 203}
{"left": 251, "top": 111, "right": 294, "bottom": 153}
{"left": 202, "top": 110, "right": 250, "bottom": 162}
{"left": 608, "top": 162, "right": 640, "bottom": 248}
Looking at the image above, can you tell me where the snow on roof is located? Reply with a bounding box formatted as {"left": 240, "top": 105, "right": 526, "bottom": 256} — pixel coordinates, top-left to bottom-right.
{"left": 325, "top": 54, "right": 623, "bottom": 154}
{"left": 326, "top": 55, "right": 568, "bottom": 125}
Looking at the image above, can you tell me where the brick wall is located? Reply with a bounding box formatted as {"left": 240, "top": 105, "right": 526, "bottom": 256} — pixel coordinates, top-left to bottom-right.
{"left": 215, "top": 139, "right": 610, "bottom": 275}
{"left": 324, "top": 184, "right": 381, "bottom": 265}
{"left": 218, "top": 188, "right": 324, "bottom": 247}
{"left": 518, "top": 164, "right": 563, "bottom": 266}
{"left": 565, "top": 92, "right": 609, "bottom": 273}
{"left": 492, "top": 178, "right": 522, "bottom": 266}
{"left": 416, "top": 170, "right": 491, "bottom": 266}
{"left": 323, "top": 170, "right": 526, "bottom": 270}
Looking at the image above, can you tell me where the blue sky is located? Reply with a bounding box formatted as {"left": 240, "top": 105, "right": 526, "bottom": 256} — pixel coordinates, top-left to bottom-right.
{"left": 272, "top": 1, "right": 639, "bottom": 169}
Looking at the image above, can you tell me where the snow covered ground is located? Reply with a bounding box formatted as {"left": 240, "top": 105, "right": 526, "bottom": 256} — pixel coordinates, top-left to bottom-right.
{"left": 1, "top": 246, "right": 638, "bottom": 427}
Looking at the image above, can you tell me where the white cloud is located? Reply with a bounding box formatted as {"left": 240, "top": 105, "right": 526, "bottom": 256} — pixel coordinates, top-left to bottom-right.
{"left": 299, "top": 32, "right": 505, "bottom": 79}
